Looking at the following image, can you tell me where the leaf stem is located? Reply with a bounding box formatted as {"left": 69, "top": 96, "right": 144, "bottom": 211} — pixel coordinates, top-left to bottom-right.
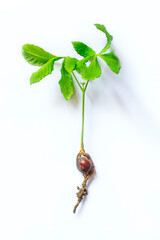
{"left": 72, "top": 72, "right": 83, "bottom": 91}
{"left": 84, "top": 80, "right": 89, "bottom": 91}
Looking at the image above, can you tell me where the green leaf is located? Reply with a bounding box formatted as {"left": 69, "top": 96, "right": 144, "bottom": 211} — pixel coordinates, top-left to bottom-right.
{"left": 72, "top": 41, "right": 95, "bottom": 57}
{"left": 76, "top": 55, "right": 93, "bottom": 68}
{"left": 81, "top": 56, "right": 101, "bottom": 80}
{"left": 30, "top": 57, "right": 62, "bottom": 84}
{"left": 64, "top": 57, "right": 77, "bottom": 73}
{"left": 76, "top": 63, "right": 88, "bottom": 76}
{"left": 94, "top": 24, "right": 113, "bottom": 53}
{"left": 99, "top": 51, "right": 121, "bottom": 74}
{"left": 59, "top": 60, "right": 74, "bottom": 100}
{"left": 22, "top": 44, "right": 55, "bottom": 66}
{"left": 75, "top": 55, "right": 93, "bottom": 75}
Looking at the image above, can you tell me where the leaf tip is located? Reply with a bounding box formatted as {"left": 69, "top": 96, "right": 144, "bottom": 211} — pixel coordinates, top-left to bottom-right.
{"left": 30, "top": 76, "right": 35, "bottom": 85}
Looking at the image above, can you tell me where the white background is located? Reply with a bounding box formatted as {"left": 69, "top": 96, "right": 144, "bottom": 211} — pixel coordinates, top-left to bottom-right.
{"left": 0, "top": 0, "right": 160, "bottom": 239}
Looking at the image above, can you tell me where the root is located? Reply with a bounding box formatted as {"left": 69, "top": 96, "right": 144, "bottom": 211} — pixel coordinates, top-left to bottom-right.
{"left": 73, "top": 171, "right": 93, "bottom": 214}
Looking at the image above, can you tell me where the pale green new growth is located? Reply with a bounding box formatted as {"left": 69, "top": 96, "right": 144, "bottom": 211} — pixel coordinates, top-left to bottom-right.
{"left": 22, "top": 24, "right": 121, "bottom": 99}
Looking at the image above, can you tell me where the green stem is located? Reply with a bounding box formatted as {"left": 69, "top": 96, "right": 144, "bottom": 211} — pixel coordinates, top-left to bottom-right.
{"left": 72, "top": 72, "right": 89, "bottom": 152}
{"left": 81, "top": 89, "right": 85, "bottom": 151}
{"left": 84, "top": 80, "right": 89, "bottom": 91}
{"left": 81, "top": 80, "right": 89, "bottom": 152}
{"left": 72, "top": 72, "right": 83, "bottom": 91}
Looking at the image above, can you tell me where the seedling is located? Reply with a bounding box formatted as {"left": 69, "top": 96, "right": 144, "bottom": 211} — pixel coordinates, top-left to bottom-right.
{"left": 22, "top": 24, "right": 121, "bottom": 213}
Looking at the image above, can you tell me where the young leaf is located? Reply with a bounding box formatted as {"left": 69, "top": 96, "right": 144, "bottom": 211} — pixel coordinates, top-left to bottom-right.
{"left": 72, "top": 42, "right": 95, "bottom": 58}
{"left": 30, "top": 57, "right": 62, "bottom": 84}
{"left": 94, "top": 24, "right": 113, "bottom": 54}
{"left": 59, "top": 60, "right": 74, "bottom": 100}
{"left": 99, "top": 51, "right": 121, "bottom": 74}
{"left": 81, "top": 56, "right": 101, "bottom": 80}
{"left": 76, "top": 55, "right": 93, "bottom": 68}
{"left": 64, "top": 57, "right": 77, "bottom": 73}
{"left": 76, "top": 55, "right": 94, "bottom": 75}
{"left": 22, "top": 44, "right": 55, "bottom": 66}
{"left": 76, "top": 63, "right": 88, "bottom": 76}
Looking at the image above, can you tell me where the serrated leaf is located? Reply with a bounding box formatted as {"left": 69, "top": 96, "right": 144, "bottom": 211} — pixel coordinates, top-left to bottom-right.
{"left": 22, "top": 44, "right": 55, "bottom": 66}
{"left": 72, "top": 41, "right": 95, "bottom": 57}
{"left": 64, "top": 57, "right": 77, "bottom": 73}
{"left": 30, "top": 57, "right": 62, "bottom": 84}
{"left": 99, "top": 51, "right": 121, "bottom": 74}
{"left": 59, "top": 60, "right": 74, "bottom": 100}
{"left": 81, "top": 56, "right": 101, "bottom": 80}
{"left": 94, "top": 24, "right": 113, "bottom": 53}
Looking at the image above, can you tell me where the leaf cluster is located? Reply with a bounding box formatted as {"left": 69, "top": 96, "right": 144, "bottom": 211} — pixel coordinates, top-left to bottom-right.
{"left": 22, "top": 24, "right": 121, "bottom": 100}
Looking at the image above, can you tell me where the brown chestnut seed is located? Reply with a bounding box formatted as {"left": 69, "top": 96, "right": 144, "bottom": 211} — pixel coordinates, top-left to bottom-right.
{"left": 77, "top": 157, "right": 91, "bottom": 173}
{"left": 76, "top": 153, "right": 93, "bottom": 173}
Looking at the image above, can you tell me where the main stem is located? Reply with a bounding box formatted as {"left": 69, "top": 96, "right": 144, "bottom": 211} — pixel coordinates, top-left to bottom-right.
{"left": 81, "top": 89, "right": 85, "bottom": 152}
{"left": 72, "top": 72, "right": 89, "bottom": 153}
